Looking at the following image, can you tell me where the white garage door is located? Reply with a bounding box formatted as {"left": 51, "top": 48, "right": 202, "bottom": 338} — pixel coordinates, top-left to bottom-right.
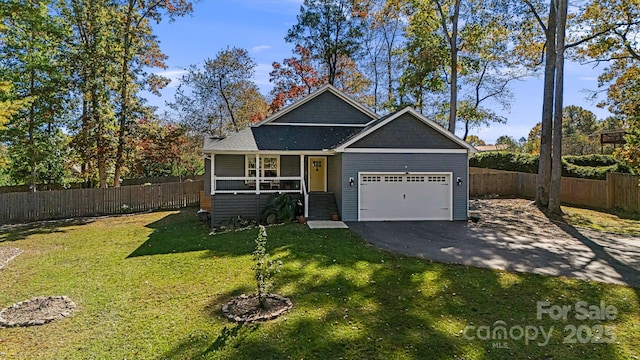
{"left": 359, "top": 173, "right": 452, "bottom": 221}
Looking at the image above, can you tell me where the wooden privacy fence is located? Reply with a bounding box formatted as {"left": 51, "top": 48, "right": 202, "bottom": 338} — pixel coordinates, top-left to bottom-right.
{"left": 0, "top": 180, "right": 203, "bottom": 224}
{"left": 469, "top": 168, "right": 640, "bottom": 213}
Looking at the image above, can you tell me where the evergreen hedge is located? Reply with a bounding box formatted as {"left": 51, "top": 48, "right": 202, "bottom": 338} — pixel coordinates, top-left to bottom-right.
{"left": 469, "top": 152, "right": 631, "bottom": 180}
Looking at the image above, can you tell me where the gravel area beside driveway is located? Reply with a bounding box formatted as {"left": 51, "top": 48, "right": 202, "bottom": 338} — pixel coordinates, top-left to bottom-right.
{"left": 349, "top": 199, "right": 640, "bottom": 287}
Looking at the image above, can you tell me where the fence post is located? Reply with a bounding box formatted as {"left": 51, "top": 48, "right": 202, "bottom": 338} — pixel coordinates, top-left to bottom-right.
{"left": 606, "top": 172, "right": 615, "bottom": 210}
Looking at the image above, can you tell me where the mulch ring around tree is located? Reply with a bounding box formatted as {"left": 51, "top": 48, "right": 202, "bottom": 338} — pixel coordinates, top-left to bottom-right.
{"left": 222, "top": 294, "right": 292, "bottom": 323}
{"left": 0, "top": 296, "right": 76, "bottom": 328}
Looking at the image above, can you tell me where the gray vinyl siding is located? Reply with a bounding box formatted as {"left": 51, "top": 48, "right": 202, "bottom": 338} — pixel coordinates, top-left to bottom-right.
{"left": 350, "top": 113, "right": 463, "bottom": 149}
{"left": 340, "top": 152, "right": 469, "bottom": 221}
{"left": 280, "top": 155, "right": 301, "bottom": 176}
{"left": 204, "top": 158, "right": 211, "bottom": 195}
{"left": 210, "top": 193, "right": 304, "bottom": 227}
{"left": 271, "top": 91, "right": 373, "bottom": 125}
{"left": 210, "top": 194, "right": 273, "bottom": 226}
{"left": 327, "top": 154, "right": 343, "bottom": 215}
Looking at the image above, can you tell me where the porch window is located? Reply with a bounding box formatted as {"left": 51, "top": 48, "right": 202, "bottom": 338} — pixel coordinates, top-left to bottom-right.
{"left": 246, "top": 155, "right": 279, "bottom": 178}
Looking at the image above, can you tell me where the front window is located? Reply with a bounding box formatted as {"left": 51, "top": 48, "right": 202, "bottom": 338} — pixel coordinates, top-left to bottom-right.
{"left": 246, "top": 155, "right": 279, "bottom": 178}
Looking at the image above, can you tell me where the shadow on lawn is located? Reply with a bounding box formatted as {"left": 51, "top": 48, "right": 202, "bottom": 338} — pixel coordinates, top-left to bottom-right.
{"left": 152, "top": 220, "right": 634, "bottom": 359}
{"left": 127, "top": 209, "right": 256, "bottom": 258}
{"left": 0, "top": 218, "right": 94, "bottom": 242}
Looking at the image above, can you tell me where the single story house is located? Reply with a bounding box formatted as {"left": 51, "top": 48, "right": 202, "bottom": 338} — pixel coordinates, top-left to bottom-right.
{"left": 202, "top": 85, "right": 477, "bottom": 226}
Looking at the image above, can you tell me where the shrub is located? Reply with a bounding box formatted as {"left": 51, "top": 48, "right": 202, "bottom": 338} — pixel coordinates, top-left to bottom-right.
{"left": 470, "top": 152, "right": 632, "bottom": 180}
{"left": 253, "top": 226, "right": 280, "bottom": 308}
{"left": 261, "top": 193, "right": 302, "bottom": 224}
{"left": 469, "top": 152, "right": 539, "bottom": 173}
{"left": 220, "top": 216, "right": 257, "bottom": 231}
{"left": 563, "top": 154, "right": 619, "bottom": 167}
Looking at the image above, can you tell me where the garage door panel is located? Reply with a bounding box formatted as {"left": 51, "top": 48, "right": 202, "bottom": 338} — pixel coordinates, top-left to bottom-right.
{"left": 359, "top": 173, "right": 451, "bottom": 221}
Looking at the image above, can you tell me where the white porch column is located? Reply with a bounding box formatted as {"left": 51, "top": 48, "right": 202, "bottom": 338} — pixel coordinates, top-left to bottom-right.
{"left": 210, "top": 154, "right": 215, "bottom": 195}
{"left": 300, "top": 154, "right": 308, "bottom": 218}
{"left": 299, "top": 154, "right": 304, "bottom": 193}
{"left": 256, "top": 153, "right": 260, "bottom": 195}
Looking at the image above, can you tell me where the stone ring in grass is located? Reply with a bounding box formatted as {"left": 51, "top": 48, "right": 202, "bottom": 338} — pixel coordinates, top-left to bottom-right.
{"left": 0, "top": 296, "right": 76, "bottom": 328}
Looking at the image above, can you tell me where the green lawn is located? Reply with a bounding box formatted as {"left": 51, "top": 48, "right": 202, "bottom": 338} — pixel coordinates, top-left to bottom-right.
{"left": 563, "top": 206, "right": 640, "bottom": 235}
{"left": 0, "top": 208, "right": 639, "bottom": 359}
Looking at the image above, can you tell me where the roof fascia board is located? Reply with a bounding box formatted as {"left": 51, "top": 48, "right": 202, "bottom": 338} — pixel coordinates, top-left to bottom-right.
{"left": 202, "top": 150, "right": 336, "bottom": 155}
{"left": 263, "top": 122, "right": 367, "bottom": 127}
{"left": 341, "top": 148, "right": 468, "bottom": 154}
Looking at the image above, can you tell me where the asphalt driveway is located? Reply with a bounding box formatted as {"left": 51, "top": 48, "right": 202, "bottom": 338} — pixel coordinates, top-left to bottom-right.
{"left": 347, "top": 200, "right": 640, "bottom": 288}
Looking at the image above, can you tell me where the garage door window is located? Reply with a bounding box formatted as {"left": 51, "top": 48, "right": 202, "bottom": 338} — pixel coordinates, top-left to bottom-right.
{"left": 384, "top": 176, "right": 403, "bottom": 182}
{"left": 428, "top": 176, "right": 447, "bottom": 182}
{"left": 407, "top": 176, "right": 425, "bottom": 182}
{"left": 362, "top": 175, "right": 381, "bottom": 182}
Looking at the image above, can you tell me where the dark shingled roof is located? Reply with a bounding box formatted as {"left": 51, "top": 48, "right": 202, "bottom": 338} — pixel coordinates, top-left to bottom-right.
{"left": 252, "top": 126, "right": 363, "bottom": 151}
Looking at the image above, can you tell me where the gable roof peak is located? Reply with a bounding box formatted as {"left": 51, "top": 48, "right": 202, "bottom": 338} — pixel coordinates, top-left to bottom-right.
{"left": 253, "top": 84, "right": 378, "bottom": 127}
{"left": 335, "top": 106, "right": 478, "bottom": 153}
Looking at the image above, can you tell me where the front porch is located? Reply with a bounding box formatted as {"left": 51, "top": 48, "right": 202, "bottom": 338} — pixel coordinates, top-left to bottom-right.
{"left": 204, "top": 152, "right": 340, "bottom": 226}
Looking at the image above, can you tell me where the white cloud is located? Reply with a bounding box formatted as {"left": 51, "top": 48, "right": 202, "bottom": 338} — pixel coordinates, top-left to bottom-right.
{"left": 251, "top": 45, "right": 272, "bottom": 53}
{"left": 155, "top": 69, "right": 188, "bottom": 88}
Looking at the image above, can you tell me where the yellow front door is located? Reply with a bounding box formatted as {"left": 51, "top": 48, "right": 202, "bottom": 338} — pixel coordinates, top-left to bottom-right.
{"left": 308, "top": 157, "right": 327, "bottom": 192}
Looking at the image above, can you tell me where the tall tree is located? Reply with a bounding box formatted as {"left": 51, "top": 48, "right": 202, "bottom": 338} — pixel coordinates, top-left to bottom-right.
{"left": 171, "top": 47, "right": 267, "bottom": 136}
{"left": 0, "top": 82, "right": 33, "bottom": 130}
{"left": 404, "top": 0, "right": 523, "bottom": 134}
{"left": 286, "top": 0, "right": 366, "bottom": 86}
{"left": 126, "top": 116, "right": 186, "bottom": 177}
{"left": 269, "top": 45, "right": 322, "bottom": 112}
{"left": 64, "top": 0, "right": 120, "bottom": 188}
{"left": 562, "top": 105, "right": 598, "bottom": 155}
{"left": 269, "top": 44, "right": 372, "bottom": 111}
{"left": 547, "top": 0, "right": 568, "bottom": 215}
{"left": 522, "top": 0, "right": 628, "bottom": 213}
{"left": 522, "top": 0, "right": 556, "bottom": 209}
{"left": 361, "top": 0, "right": 407, "bottom": 111}
{"left": 401, "top": 0, "right": 447, "bottom": 114}
{"left": 464, "top": 134, "right": 485, "bottom": 146}
{"left": 111, "top": 0, "right": 193, "bottom": 187}
{"left": 524, "top": 122, "right": 543, "bottom": 154}
{"left": 0, "top": 0, "right": 71, "bottom": 188}
{"left": 434, "top": 0, "right": 461, "bottom": 133}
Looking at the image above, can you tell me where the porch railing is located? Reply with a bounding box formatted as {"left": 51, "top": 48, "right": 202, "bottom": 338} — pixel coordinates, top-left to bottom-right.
{"left": 213, "top": 176, "right": 303, "bottom": 194}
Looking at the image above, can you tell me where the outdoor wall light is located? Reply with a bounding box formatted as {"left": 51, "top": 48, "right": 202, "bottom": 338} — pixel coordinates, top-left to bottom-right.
{"left": 349, "top": 177, "right": 354, "bottom": 186}
{"left": 456, "top": 177, "right": 462, "bottom": 186}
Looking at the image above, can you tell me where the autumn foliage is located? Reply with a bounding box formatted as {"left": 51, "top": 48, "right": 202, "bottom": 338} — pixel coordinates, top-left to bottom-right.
{"left": 269, "top": 46, "right": 323, "bottom": 112}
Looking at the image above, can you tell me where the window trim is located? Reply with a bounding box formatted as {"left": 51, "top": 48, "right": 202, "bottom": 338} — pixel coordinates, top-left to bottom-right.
{"left": 245, "top": 154, "right": 280, "bottom": 178}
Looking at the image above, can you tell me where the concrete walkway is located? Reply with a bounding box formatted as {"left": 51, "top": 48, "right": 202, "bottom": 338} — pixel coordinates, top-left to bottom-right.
{"left": 307, "top": 220, "right": 349, "bottom": 229}
{"left": 348, "top": 220, "right": 640, "bottom": 288}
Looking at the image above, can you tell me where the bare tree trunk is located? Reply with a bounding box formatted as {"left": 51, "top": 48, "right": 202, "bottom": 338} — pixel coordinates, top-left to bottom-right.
{"left": 448, "top": 0, "right": 460, "bottom": 133}
{"left": 536, "top": 0, "right": 556, "bottom": 209}
{"left": 29, "top": 71, "right": 37, "bottom": 192}
{"left": 113, "top": 0, "right": 135, "bottom": 188}
{"left": 548, "top": 0, "right": 568, "bottom": 216}
{"left": 92, "top": 82, "right": 107, "bottom": 189}
{"left": 434, "top": 0, "right": 460, "bottom": 133}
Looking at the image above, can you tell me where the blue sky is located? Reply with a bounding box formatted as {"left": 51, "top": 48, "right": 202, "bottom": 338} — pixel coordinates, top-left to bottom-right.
{"left": 146, "top": 0, "right": 612, "bottom": 144}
